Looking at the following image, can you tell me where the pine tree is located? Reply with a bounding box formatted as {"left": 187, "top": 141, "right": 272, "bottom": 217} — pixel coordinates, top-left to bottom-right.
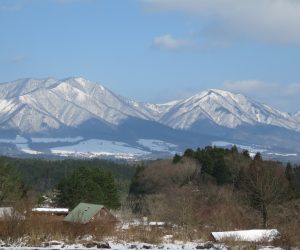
{"left": 56, "top": 167, "right": 120, "bottom": 209}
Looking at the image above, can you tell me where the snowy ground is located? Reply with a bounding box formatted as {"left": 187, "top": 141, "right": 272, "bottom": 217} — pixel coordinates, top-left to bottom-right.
{"left": 0, "top": 240, "right": 283, "bottom": 250}
{"left": 17, "top": 143, "right": 42, "bottom": 155}
{"left": 50, "top": 139, "right": 151, "bottom": 159}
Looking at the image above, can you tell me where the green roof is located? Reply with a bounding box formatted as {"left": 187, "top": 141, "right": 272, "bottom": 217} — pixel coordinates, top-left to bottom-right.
{"left": 64, "top": 203, "right": 104, "bottom": 224}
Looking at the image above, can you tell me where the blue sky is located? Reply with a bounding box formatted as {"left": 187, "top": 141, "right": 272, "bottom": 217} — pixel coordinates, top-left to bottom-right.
{"left": 1, "top": 0, "right": 300, "bottom": 113}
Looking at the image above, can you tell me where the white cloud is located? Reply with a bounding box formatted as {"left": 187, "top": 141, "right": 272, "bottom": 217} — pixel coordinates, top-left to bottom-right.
{"left": 152, "top": 34, "right": 192, "bottom": 50}
{"left": 222, "top": 80, "right": 300, "bottom": 112}
{"left": 144, "top": 0, "right": 300, "bottom": 45}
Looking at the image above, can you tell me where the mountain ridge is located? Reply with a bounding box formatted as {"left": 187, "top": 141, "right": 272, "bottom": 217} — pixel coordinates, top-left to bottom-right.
{"left": 0, "top": 77, "right": 299, "bottom": 134}
{"left": 0, "top": 77, "right": 300, "bottom": 159}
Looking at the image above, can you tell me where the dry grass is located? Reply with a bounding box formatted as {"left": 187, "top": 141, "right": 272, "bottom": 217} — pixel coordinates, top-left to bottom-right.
{"left": 0, "top": 193, "right": 299, "bottom": 248}
{"left": 0, "top": 213, "right": 116, "bottom": 245}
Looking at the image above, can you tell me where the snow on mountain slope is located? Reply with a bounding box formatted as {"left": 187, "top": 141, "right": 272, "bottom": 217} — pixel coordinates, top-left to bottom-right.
{"left": 0, "top": 77, "right": 163, "bottom": 133}
{"left": 0, "top": 78, "right": 58, "bottom": 99}
{"left": 0, "top": 78, "right": 299, "bottom": 135}
{"left": 159, "top": 89, "right": 300, "bottom": 132}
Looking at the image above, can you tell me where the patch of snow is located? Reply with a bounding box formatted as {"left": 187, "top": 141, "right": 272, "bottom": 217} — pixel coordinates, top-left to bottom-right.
{"left": 211, "top": 229, "right": 280, "bottom": 242}
{"left": 17, "top": 143, "right": 42, "bottom": 155}
{"left": 32, "top": 208, "right": 69, "bottom": 213}
{"left": 51, "top": 139, "right": 150, "bottom": 159}
{"left": 0, "top": 239, "right": 283, "bottom": 250}
{"left": 267, "top": 152, "right": 297, "bottom": 157}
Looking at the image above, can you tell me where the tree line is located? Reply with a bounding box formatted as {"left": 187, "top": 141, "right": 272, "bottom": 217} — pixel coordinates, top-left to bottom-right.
{"left": 129, "top": 146, "right": 300, "bottom": 228}
{"left": 0, "top": 157, "right": 136, "bottom": 209}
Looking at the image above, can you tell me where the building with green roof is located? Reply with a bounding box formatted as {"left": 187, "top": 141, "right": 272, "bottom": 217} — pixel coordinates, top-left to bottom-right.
{"left": 64, "top": 203, "right": 114, "bottom": 224}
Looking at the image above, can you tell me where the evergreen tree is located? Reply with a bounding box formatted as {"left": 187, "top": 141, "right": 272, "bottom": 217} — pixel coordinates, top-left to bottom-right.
{"left": 212, "top": 156, "right": 232, "bottom": 185}
{"left": 0, "top": 159, "right": 26, "bottom": 205}
{"left": 254, "top": 152, "right": 262, "bottom": 162}
{"left": 285, "top": 162, "right": 298, "bottom": 198}
{"left": 242, "top": 150, "right": 250, "bottom": 158}
{"left": 183, "top": 148, "right": 194, "bottom": 158}
{"left": 231, "top": 145, "right": 238, "bottom": 154}
{"left": 56, "top": 167, "right": 120, "bottom": 209}
{"left": 173, "top": 154, "right": 182, "bottom": 164}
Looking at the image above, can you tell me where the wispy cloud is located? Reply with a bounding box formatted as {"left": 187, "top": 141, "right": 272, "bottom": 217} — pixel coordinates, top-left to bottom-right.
{"left": 222, "top": 80, "right": 300, "bottom": 112}
{"left": 152, "top": 34, "right": 193, "bottom": 50}
{"left": 144, "top": 0, "right": 300, "bottom": 45}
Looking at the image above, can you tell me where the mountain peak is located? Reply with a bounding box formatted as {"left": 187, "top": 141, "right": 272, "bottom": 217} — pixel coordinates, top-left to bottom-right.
{"left": 61, "top": 77, "right": 106, "bottom": 92}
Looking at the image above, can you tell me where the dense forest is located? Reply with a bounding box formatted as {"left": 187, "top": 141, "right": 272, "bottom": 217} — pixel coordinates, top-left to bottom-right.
{"left": 0, "top": 156, "right": 135, "bottom": 192}
{"left": 0, "top": 156, "right": 136, "bottom": 209}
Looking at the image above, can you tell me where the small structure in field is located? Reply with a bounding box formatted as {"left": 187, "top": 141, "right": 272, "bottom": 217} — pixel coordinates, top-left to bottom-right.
{"left": 32, "top": 207, "right": 69, "bottom": 216}
{"left": 64, "top": 203, "right": 115, "bottom": 224}
{"left": 0, "top": 207, "right": 24, "bottom": 220}
{"left": 211, "top": 229, "right": 280, "bottom": 242}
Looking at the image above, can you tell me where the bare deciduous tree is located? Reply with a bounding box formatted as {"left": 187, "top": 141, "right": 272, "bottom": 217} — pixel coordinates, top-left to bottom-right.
{"left": 242, "top": 159, "right": 289, "bottom": 228}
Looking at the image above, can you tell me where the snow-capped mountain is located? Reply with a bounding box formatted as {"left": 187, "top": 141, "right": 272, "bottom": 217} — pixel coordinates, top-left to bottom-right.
{"left": 1, "top": 78, "right": 299, "bottom": 133}
{"left": 0, "top": 77, "right": 300, "bottom": 160}
{"left": 0, "top": 77, "right": 165, "bottom": 133}
{"left": 159, "top": 89, "right": 300, "bottom": 132}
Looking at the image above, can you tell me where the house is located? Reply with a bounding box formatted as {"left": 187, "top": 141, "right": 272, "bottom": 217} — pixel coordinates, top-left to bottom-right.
{"left": 63, "top": 203, "right": 115, "bottom": 224}
{"left": 0, "top": 207, "right": 24, "bottom": 220}
{"left": 211, "top": 229, "right": 280, "bottom": 242}
{"left": 32, "top": 207, "right": 69, "bottom": 216}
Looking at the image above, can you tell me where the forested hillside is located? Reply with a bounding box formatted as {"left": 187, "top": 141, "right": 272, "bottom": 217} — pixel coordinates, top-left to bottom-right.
{"left": 128, "top": 147, "right": 300, "bottom": 244}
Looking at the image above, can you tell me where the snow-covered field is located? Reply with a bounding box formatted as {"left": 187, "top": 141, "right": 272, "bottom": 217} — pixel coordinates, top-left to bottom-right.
{"left": 0, "top": 135, "right": 181, "bottom": 159}
{"left": 211, "top": 229, "right": 280, "bottom": 242}
{"left": 0, "top": 135, "right": 298, "bottom": 160}
{"left": 17, "top": 143, "right": 42, "bottom": 155}
{"left": 51, "top": 139, "right": 151, "bottom": 159}
{"left": 0, "top": 240, "right": 282, "bottom": 250}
